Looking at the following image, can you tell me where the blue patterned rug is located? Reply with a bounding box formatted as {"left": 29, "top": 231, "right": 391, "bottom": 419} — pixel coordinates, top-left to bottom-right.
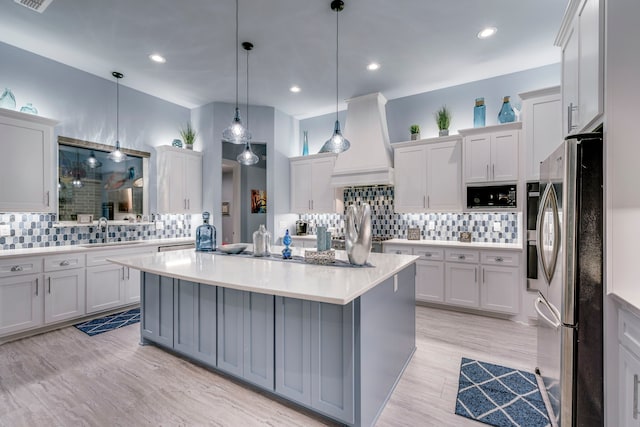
{"left": 455, "top": 357, "right": 551, "bottom": 427}
{"left": 74, "top": 308, "right": 140, "bottom": 336}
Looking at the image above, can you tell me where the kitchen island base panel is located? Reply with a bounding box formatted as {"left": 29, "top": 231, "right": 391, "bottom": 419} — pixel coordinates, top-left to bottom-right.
{"left": 139, "top": 263, "right": 416, "bottom": 427}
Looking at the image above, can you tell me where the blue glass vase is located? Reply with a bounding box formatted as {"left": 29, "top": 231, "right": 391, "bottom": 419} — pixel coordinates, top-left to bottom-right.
{"left": 0, "top": 88, "right": 16, "bottom": 110}
{"left": 196, "top": 212, "right": 216, "bottom": 252}
{"left": 20, "top": 103, "right": 38, "bottom": 115}
{"left": 302, "top": 131, "right": 309, "bottom": 156}
{"left": 497, "top": 96, "right": 516, "bottom": 123}
{"left": 473, "top": 98, "right": 485, "bottom": 127}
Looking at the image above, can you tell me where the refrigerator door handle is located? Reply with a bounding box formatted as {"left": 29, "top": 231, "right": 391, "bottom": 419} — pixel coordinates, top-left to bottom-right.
{"left": 536, "top": 184, "right": 560, "bottom": 284}
{"left": 535, "top": 296, "right": 561, "bottom": 329}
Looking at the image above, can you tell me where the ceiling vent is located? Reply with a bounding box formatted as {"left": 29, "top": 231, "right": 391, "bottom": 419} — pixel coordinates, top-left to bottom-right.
{"left": 14, "top": 0, "right": 53, "bottom": 13}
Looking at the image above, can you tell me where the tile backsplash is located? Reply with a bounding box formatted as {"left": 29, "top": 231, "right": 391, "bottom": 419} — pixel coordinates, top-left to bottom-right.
{"left": 0, "top": 213, "right": 192, "bottom": 250}
{"left": 300, "top": 185, "right": 520, "bottom": 243}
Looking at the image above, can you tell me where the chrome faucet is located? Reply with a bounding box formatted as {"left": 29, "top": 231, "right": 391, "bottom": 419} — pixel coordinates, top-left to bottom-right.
{"left": 97, "top": 217, "right": 109, "bottom": 243}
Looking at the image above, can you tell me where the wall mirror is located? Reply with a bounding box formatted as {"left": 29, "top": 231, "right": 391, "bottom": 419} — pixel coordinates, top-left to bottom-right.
{"left": 57, "top": 136, "right": 150, "bottom": 222}
{"left": 221, "top": 141, "right": 267, "bottom": 243}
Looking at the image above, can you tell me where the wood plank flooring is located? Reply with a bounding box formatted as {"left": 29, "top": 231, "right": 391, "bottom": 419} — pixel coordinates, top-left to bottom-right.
{"left": 0, "top": 306, "right": 536, "bottom": 426}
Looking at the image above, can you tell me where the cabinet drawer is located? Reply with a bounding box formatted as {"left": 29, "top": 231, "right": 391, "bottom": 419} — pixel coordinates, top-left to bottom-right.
{"left": 445, "top": 249, "right": 479, "bottom": 264}
{"left": 86, "top": 247, "right": 153, "bottom": 267}
{"left": 619, "top": 308, "right": 640, "bottom": 357}
{"left": 414, "top": 247, "right": 444, "bottom": 261}
{"left": 0, "top": 257, "right": 42, "bottom": 278}
{"left": 44, "top": 254, "right": 86, "bottom": 272}
{"left": 481, "top": 251, "right": 521, "bottom": 267}
{"left": 383, "top": 245, "right": 412, "bottom": 255}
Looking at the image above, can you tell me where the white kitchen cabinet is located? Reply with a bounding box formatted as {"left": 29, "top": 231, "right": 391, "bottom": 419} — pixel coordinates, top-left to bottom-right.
{"left": 0, "top": 273, "right": 43, "bottom": 337}
{"left": 0, "top": 109, "right": 57, "bottom": 212}
{"left": 290, "top": 153, "right": 342, "bottom": 214}
{"left": 556, "top": 0, "right": 603, "bottom": 135}
{"left": 445, "top": 262, "right": 479, "bottom": 308}
{"left": 618, "top": 308, "right": 640, "bottom": 427}
{"left": 520, "top": 87, "right": 562, "bottom": 181}
{"left": 416, "top": 260, "right": 445, "bottom": 303}
{"left": 43, "top": 253, "right": 86, "bottom": 323}
{"left": 290, "top": 237, "right": 316, "bottom": 249}
{"left": 394, "top": 137, "right": 462, "bottom": 213}
{"left": 461, "top": 123, "right": 520, "bottom": 184}
{"left": 156, "top": 145, "right": 203, "bottom": 214}
{"left": 480, "top": 265, "right": 519, "bottom": 314}
{"left": 125, "top": 267, "right": 142, "bottom": 304}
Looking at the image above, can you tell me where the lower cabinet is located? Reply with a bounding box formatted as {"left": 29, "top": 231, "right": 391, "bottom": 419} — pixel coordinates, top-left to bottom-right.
{"left": 480, "top": 265, "right": 519, "bottom": 314}
{"left": 86, "top": 264, "right": 126, "bottom": 314}
{"left": 275, "top": 296, "right": 354, "bottom": 424}
{"left": 174, "top": 279, "right": 216, "bottom": 365}
{"left": 0, "top": 273, "right": 43, "bottom": 336}
{"left": 141, "top": 273, "right": 174, "bottom": 347}
{"left": 44, "top": 268, "right": 85, "bottom": 324}
{"left": 445, "top": 262, "right": 479, "bottom": 307}
{"left": 124, "top": 267, "right": 142, "bottom": 304}
{"left": 416, "top": 260, "right": 445, "bottom": 303}
{"left": 217, "top": 287, "right": 274, "bottom": 389}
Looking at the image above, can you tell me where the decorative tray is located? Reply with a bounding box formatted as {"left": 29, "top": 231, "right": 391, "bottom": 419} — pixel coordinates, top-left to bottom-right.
{"left": 304, "top": 249, "right": 336, "bottom": 265}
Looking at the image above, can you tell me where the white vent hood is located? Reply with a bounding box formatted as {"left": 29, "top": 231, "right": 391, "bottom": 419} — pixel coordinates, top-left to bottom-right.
{"left": 330, "top": 92, "right": 394, "bottom": 187}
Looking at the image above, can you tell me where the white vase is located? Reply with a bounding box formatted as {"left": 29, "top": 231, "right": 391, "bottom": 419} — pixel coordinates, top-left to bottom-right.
{"left": 411, "top": 133, "right": 420, "bottom": 141}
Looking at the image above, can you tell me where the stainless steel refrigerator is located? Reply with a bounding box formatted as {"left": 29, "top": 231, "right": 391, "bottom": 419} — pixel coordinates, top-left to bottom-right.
{"left": 533, "top": 132, "right": 603, "bottom": 426}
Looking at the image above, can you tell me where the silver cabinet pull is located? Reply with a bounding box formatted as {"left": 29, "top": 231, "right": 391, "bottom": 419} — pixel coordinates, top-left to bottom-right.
{"left": 127, "top": 267, "right": 130, "bottom": 280}
{"left": 427, "top": 195, "right": 430, "bottom": 208}
{"left": 423, "top": 195, "right": 426, "bottom": 208}
{"left": 492, "top": 164, "right": 495, "bottom": 180}
{"left": 10, "top": 265, "right": 23, "bottom": 272}
{"left": 35, "top": 278, "right": 38, "bottom": 296}
{"left": 482, "top": 268, "right": 485, "bottom": 283}
{"left": 486, "top": 164, "right": 489, "bottom": 180}
{"left": 122, "top": 267, "right": 126, "bottom": 281}
{"left": 567, "top": 103, "right": 578, "bottom": 133}
{"left": 45, "top": 191, "right": 50, "bottom": 207}
{"left": 48, "top": 277, "right": 51, "bottom": 294}
{"left": 187, "top": 199, "right": 190, "bottom": 210}
{"left": 60, "top": 260, "right": 70, "bottom": 266}
{"left": 458, "top": 255, "right": 466, "bottom": 260}
{"left": 635, "top": 374, "right": 640, "bottom": 419}
{"left": 396, "top": 250, "right": 402, "bottom": 255}
{"left": 425, "top": 253, "right": 432, "bottom": 257}
{"left": 495, "top": 257, "right": 504, "bottom": 262}
{"left": 474, "top": 268, "right": 477, "bottom": 283}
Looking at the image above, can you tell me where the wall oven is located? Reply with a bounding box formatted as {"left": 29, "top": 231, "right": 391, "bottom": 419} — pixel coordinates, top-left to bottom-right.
{"left": 526, "top": 182, "right": 539, "bottom": 289}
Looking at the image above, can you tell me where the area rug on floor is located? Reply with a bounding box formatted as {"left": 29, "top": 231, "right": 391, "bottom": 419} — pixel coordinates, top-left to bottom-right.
{"left": 455, "top": 357, "right": 551, "bottom": 427}
{"left": 74, "top": 308, "right": 140, "bottom": 336}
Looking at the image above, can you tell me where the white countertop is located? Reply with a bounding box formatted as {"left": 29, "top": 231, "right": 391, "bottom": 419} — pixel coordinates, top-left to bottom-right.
{"left": 290, "top": 235, "right": 319, "bottom": 241}
{"left": 383, "top": 238, "right": 523, "bottom": 251}
{"left": 0, "top": 237, "right": 194, "bottom": 259}
{"left": 108, "top": 247, "right": 418, "bottom": 305}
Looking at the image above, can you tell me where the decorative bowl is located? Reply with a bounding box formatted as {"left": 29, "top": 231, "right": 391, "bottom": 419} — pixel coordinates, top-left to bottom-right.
{"left": 219, "top": 243, "right": 248, "bottom": 254}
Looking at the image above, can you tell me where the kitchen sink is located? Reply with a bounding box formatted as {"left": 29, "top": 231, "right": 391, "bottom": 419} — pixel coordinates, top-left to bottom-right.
{"left": 80, "top": 241, "right": 147, "bottom": 248}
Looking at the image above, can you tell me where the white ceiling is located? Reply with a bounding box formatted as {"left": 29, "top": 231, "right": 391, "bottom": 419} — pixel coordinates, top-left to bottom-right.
{"left": 0, "top": 0, "right": 567, "bottom": 119}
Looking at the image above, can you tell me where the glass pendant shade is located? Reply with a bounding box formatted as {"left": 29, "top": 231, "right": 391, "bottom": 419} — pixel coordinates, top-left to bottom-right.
{"left": 108, "top": 140, "right": 127, "bottom": 163}
{"left": 85, "top": 150, "right": 102, "bottom": 168}
{"left": 71, "top": 174, "right": 83, "bottom": 188}
{"left": 237, "top": 142, "right": 259, "bottom": 165}
{"left": 222, "top": 108, "right": 250, "bottom": 144}
{"left": 320, "top": 120, "right": 350, "bottom": 153}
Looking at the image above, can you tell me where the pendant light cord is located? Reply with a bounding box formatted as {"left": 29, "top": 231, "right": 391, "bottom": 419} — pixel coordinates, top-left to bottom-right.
{"left": 235, "top": 0, "right": 239, "bottom": 110}
{"left": 116, "top": 76, "right": 119, "bottom": 143}
{"left": 335, "top": 6, "right": 339, "bottom": 122}
{"left": 246, "top": 46, "right": 250, "bottom": 133}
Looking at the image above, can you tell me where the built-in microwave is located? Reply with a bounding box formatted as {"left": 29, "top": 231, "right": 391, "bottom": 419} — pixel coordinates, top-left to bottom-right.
{"left": 466, "top": 184, "right": 517, "bottom": 209}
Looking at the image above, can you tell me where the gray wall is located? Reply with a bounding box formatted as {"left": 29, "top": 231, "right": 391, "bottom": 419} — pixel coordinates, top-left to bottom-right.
{"left": 221, "top": 171, "right": 233, "bottom": 244}
{"left": 0, "top": 42, "right": 190, "bottom": 213}
{"left": 299, "top": 63, "right": 561, "bottom": 153}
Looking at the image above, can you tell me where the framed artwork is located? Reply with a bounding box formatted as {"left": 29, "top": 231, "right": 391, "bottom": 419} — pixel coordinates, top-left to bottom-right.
{"left": 222, "top": 201, "right": 230, "bottom": 215}
{"left": 251, "top": 190, "right": 267, "bottom": 214}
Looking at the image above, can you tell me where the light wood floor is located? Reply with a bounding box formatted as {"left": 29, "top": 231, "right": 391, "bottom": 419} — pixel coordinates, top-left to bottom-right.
{"left": 0, "top": 306, "right": 536, "bottom": 426}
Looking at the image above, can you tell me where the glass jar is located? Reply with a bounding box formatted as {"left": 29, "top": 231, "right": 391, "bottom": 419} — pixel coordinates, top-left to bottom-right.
{"left": 302, "top": 130, "right": 309, "bottom": 156}
{"left": 252, "top": 224, "right": 271, "bottom": 257}
{"left": 473, "top": 98, "right": 485, "bottom": 127}
{"left": 0, "top": 88, "right": 16, "bottom": 110}
{"left": 497, "top": 96, "right": 516, "bottom": 123}
{"left": 196, "top": 212, "right": 216, "bottom": 252}
{"left": 20, "top": 103, "right": 38, "bottom": 115}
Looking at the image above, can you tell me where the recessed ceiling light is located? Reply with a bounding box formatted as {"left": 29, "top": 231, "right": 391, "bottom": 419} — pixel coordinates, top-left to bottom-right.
{"left": 477, "top": 27, "right": 497, "bottom": 39}
{"left": 149, "top": 53, "right": 166, "bottom": 63}
{"left": 290, "top": 85, "right": 301, "bottom": 93}
{"left": 366, "top": 62, "right": 380, "bottom": 71}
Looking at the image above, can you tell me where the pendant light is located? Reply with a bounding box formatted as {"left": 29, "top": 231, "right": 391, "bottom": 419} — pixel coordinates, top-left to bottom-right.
{"left": 108, "top": 71, "right": 127, "bottom": 163}
{"left": 85, "top": 150, "right": 102, "bottom": 168}
{"left": 222, "top": 0, "right": 250, "bottom": 144}
{"left": 72, "top": 152, "right": 83, "bottom": 188}
{"left": 319, "top": 0, "right": 350, "bottom": 154}
{"left": 237, "top": 42, "right": 259, "bottom": 166}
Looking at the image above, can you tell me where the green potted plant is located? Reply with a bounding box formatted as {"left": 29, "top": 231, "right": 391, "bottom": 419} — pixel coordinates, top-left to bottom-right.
{"left": 435, "top": 106, "right": 451, "bottom": 136}
{"left": 410, "top": 124, "right": 421, "bottom": 141}
{"left": 180, "top": 121, "right": 197, "bottom": 150}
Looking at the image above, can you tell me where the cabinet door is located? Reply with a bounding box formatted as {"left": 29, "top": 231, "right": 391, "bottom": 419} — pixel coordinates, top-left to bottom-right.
{"left": 85, "top": 264, "right": 125, "bottom": 314}
{"left": 562, "top": 23, "right": 580, "bottom": 135}
{"left": 275, "top": 297, "right": 312, "bottom": 405}
{"left": 524, "top": 93, "right": 562, "bottom": 181}
{"left": 243, "top": 292, "right": 275, "bottom": 389}
{"left": 491, "top": 131, "right": 519, "bottom": 182}
{"left": 464, "top": 135, "right": 491, "bottom": 183}
{"left": 578, "top": 0, "right": 603, "bottom": 131}
{"left": 0, "top": 117, "right": 53, "bottom": 212}
{"left": 427, "top": 140, "right": 462, "bottom": 211}
{"left": 174, "top": 280, "right": 217, "bottom": 366}
{"left": 44, "top": 269, "right": 85, "bottom": 324}
{"left": 445, "top": 263, "right": 479, "bottom": 308}
{"left": 310, "top": 301, "right": 354, "bottom": 423}
{"left": 217, "top": 287, "right": 244, "bottom": 377}
{"left": 141, "top": 273, "right": 174, "bottom": 347}
{"left": 184, "top": 153, "right": 203, "bottom": 213}
{"left": 157, "top": 151, "right": 186, "bottom": 213}
{"left": 0, "top": 273, "right": 43, "bottom": 336}
{"left": 310, "top": 156, "right": 336, "bottom": 213}
{"left": 394, "top": 146, "right": 427, "bottom": 213}
{"left": 124, "top": 267, "right": 141, "bottom": 304}
{"left": 619, "top": 345, "right": 640, "bottom": 427}
{"left": 290, "top": 160, "right": 312, "bottom": 213}
{"left": 416, "top": 260, "right": 444, "bottom": 303}
{"left": 480, "top": 265, "right": 519, "bottom": 314}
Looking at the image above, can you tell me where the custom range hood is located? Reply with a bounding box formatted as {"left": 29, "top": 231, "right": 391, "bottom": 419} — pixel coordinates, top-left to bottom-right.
{"left": 330, "top": 92, "right": 394, "bottom": 187}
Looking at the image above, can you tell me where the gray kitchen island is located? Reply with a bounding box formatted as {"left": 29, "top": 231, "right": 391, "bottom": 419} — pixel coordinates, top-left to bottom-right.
{"left": 108, "top": 248, "right": 418, "bottom": 426}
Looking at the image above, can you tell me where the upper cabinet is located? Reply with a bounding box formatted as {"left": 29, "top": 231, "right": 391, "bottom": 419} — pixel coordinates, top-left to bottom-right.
{"left": 290, "top": 153, "right": 342, "bottom": 214}
{"left": 460, "top": 123, "right": 521, "bottom": 184}
{"left": 156, "top": 146, "right": 203, "bottom": 214}
{"left": 520, "top": 87, "right": 562, "bottom": 181}
{"left": 556, "top": 0, "right": 603, "bottom": 135}
{"left": 394, "top": 136, "right": 462, "bottom": 213}
{"left": 0, "top": 109, "right": 58, "bottom": 212}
